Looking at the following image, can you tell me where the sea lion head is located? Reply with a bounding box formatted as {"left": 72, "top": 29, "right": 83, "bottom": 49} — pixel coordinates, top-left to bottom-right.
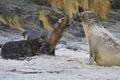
{"left": 78, "top": 11, "right": 100, "bottom": 24}
{"left": 56, "top": 17, "right": 70, "bottom": 29}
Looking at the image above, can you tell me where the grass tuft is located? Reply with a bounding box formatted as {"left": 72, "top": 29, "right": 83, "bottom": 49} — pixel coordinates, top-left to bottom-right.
{"left": 49, "top": 0, "right": 111, "bottom": 19}
{"left": 38, "top": 11, "right": 53, "bottom": 31}
{"left": 0, "top": 15, "right": 25, "bottom": 31}
{"left": 49, "top": 0, "right": 79, "bottom": 18}
{"left": 5, "top": 16, "right": 25, "bottom": 31}
{"left": 0, "top": 15, "right": 7, "bottom": 25}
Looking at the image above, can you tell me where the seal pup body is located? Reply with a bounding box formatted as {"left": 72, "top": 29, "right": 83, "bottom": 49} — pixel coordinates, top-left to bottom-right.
{"left": 79, "top": 11, "right": 120, "bottom": 66}
{"left": 1, "top": 39, "right": 43, "bottom": 59}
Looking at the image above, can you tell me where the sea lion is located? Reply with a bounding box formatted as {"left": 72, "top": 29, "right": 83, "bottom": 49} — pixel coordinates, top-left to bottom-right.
{"left": 1, "top": 39, "right": 44, "bottom": 59}
{"left": 42, "top": 16, "right": 70, "bottom": 56}
{"left": 79, "top": 11, "right": 120, "bottom": 66}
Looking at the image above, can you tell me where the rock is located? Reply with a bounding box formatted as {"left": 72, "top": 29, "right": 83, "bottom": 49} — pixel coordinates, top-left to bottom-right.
{"left": 102, "top": 21, "right": 109, "bottom": 28}
{"left": 0, "top": 0, "right": 64, "bottom": 29}
{"left": 56, "top": 44, "right": 67, "bottom": 50}
{"left": 111, "top": 0, "right": 120, "bottom": 9}
{"left": 67, "top": 42, "right": 81, "bottom": 50}
{"left": 66, "top": 20, "right": 85, "bottom": 38}
{"left": 0, "top": 36, "right": 10, "bottom": 44}
{"left": 31, "top": 0, "right": 50, "bottom": 6}
{"left": 0, "top": 0, "right": 86, "bottom": 36}
{"left": 108, "top": 10, "right": 120, "bottom": 21}
{"left": 47, "top": 8, "right": 65, "bottom": 25}
{"left": 79, "top": 44, "right": 88, "bottom": 52}
{"left": 102, "top": 9, "right": 120, "bottom": 31}
{"left": 62, "top": 32, "right": 82, "bottom": 42}
{"left": 59, "top": 40, "right": 67, "bottom": 45}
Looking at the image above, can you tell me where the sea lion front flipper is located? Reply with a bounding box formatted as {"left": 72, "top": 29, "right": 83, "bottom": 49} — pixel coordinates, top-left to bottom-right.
{"left": 89, "top": 53, "right": 95, "bottom": 65}
{"left": 88, "top": 40, "right": 95, "bottom": 65}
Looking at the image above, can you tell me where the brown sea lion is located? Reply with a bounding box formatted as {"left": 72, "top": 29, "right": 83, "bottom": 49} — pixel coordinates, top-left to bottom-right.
{"left": 79, "top": 11, "right": 120, "bottom": 66}
{"left": 42, "top": 16, "right": 70, "bottom": 56}
{"left": 1, "top": 39, "right": 44, "bottom": 60}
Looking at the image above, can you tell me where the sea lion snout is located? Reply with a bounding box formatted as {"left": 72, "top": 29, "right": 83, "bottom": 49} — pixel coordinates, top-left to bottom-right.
{"left": 65, "top": 18, "right": 71, "bottom": 27}
{"left": 57, "top": 17, "right": 70, "bottom": 28}
{"left": 64, "top": 17, "right": 71, "bottom": 27}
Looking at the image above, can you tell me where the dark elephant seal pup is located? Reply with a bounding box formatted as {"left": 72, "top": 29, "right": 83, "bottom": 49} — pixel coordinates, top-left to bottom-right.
{"left": 1, "top": 39, "right": 44, "bottom": 60}
{"left": 79, "top": 11, "right": 120, "bottom": 66}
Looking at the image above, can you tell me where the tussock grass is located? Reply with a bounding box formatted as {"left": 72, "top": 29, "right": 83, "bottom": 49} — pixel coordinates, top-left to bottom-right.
{"left": 5, "top": 16, "right": 25, "bottom": 31}
{"left": 49, "top": 0, "right": 79, "bottom": 18}
{"left": 49, "top": 0, "right": 111, "bottom": 19}
{"left": 89, "top": 0, "right": 111, "bottom": 19}
{"left": 0, "top": 15, "right": 25, "bottom": 31}
{"left": 38, "top": 11, "right": 53, "bottom": 31}
{"left": 0, "top": 15, "right": 7, "bottom": 25}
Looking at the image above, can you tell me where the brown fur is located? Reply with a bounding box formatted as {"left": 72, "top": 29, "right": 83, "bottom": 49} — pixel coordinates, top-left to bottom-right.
{"left": 44, "top": 17, "right": 70, "bottom": 55}
{"left": 49, "top": 17, "right": 69, "bottom": 47}
{"left": 79, "top": 11, "right": 120, "bottom": 66}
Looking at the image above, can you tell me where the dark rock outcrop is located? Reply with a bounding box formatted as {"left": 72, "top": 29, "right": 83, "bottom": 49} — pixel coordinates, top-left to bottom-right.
{"left": 0, "top": 0, "right": 84, "bottom": 39}
{"left": 111, "top": 0, "right": 120, "bottom": 9}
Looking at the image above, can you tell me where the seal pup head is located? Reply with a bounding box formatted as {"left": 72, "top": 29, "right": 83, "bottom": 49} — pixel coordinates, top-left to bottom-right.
{"left": 55, "top": 16, "right": 70, "bottom": 29}
{"left": 79, "top": 11, "right": 100, "bottom": 26}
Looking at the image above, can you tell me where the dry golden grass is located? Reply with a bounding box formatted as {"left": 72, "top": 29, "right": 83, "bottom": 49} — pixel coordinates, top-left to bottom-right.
{"left": 49, "top": 0, "right": 111, "bottom": 19}
{"left": 49, "top": 0, "right": 79, "bottom": 18}
{"left": 5, "top": 16, "right": 25, "bottom": 31}
{"left": 38, "top": 11, "right": 53, "bottom": 31}
{"left": 0, "top": 15, "right": 7, "bottom": 25}
{"left": 89, "top": 0, "right": 111, "bottom": 19}
{"left": 0, "top": 15, "right": 25, "bottom": 31}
